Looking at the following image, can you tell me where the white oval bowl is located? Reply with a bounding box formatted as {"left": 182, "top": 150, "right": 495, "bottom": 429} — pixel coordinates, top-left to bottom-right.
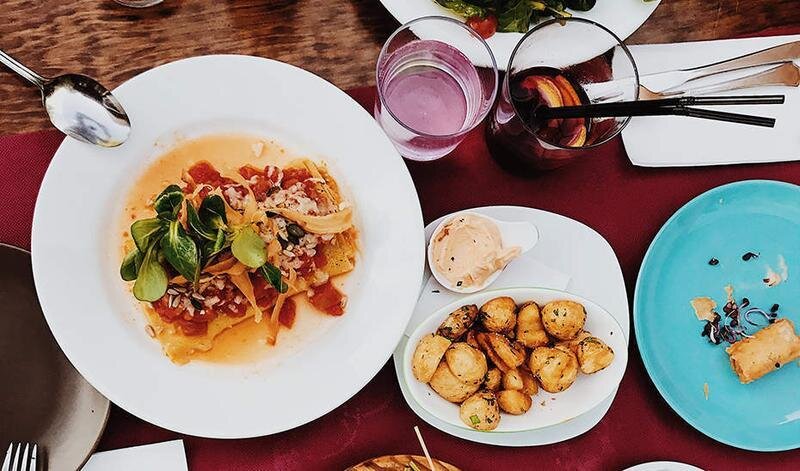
{"left": 403, "top": 287, "right": 628, "bottom": 433}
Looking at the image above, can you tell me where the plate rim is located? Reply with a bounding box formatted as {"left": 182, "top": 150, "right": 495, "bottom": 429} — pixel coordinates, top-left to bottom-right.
{"left": 633, "top": 179, "right": 800, "bottom": 452}
{"left": 30, "top": 54, "right": 425, "bottom": 438}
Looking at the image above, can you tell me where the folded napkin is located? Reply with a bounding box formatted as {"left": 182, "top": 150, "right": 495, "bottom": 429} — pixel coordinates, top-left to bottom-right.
{"left": 82, "top": 440, "right": 187, "bottom": 471}
{"left": 621, "top": 34, "right": 800, "bottom": 167}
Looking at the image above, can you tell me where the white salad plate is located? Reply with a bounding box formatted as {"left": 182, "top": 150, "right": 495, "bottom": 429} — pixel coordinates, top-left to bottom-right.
{"left": 393, "top": 205, "right": 629, "bottom": 446}
{"left": 376, "top": 0, "right": 661, "bottom": 69}
{"left": 31, "top": 55, "right": 425, "bottom": 438}
{"left": 624, "top": 462, "right": 703, "bottom": 471}
{"left": 403, "top": 287, "right": 628, "bottom": 433}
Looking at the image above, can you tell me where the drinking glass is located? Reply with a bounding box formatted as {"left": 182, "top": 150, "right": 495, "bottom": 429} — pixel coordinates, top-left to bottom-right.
{"left": 486, "top": 18, "right": 639, "bottom": 172}
{"left": 375, "top": 16, "right": 498, "bottom": 161}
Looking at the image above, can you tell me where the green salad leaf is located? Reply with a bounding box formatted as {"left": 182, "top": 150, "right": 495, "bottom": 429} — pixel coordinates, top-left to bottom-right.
{"left": 186, "top": 203, "right": 217, "bottom": 241}
{"left": 202, "top": 228, "right": 229, "bottom": 262}
{"left": 133, "top": 244, "right": 169, "bottom": 302}
{"left": 498, "top": 0, "right": 533, "bottom": 33}
{"left": 566, "top": 0, "right": 596, "bottom": 10}
{"left": 231, "top": 225, "right": 267, "bottom": 268}
{"left": 199, "top": 195, "right": 228, "bottom": 230}
{"left": 120, "top": 247, "right": 143, "bottom": 281}
{"left": 160, "top": 220, "right": 200, "bottom": 283}
{"left": 435, "top": 0, "right": 599, "bottom": 33}
{"left": 153, "top": 184, "right": 184, "bottom": 221}
{"left": 434, "top": 0, "right": 489, "bottom": 18}
{"left": 259, "top": 262, "right": 288, "bottom": 294}
{"left": 131, "top": 218, "right": 167, "bottom": 252}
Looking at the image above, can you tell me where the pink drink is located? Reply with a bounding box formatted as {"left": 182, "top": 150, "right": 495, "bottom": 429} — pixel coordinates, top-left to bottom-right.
{"left": 383, "top": 62, "right": 468, "bottom": 136}
{"left": 376, "top": 39, "right": 490, "bottom": 161}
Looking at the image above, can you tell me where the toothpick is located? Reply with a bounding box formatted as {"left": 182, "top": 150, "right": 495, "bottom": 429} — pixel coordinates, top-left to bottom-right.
{"left": 414, "top": 425, "right": 437, "bottom": 471}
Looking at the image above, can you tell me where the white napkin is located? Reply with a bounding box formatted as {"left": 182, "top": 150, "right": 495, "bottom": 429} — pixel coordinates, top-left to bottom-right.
{"left": 82, "top": 440, "right": 188, "bottom": 471}
{"left": 619, "top": 34, "right": 800, "bottom": 167}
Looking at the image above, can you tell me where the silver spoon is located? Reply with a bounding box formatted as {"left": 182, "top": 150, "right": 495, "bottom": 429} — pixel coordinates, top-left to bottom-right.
{"left": 0, "top": 49, "right": 130, "bottom": 147}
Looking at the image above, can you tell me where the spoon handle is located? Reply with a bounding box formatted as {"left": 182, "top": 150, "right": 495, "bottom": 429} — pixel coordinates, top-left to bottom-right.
{"left": 0, "top": 49, "right": 46, "bottom": 89}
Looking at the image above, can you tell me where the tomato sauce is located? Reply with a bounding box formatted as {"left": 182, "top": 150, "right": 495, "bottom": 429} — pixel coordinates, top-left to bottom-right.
{"left": 151, "top": 275, "right": 248, "bottom": 336}
{"left": 308, "top": 280, "right": 346, "bottom": 316}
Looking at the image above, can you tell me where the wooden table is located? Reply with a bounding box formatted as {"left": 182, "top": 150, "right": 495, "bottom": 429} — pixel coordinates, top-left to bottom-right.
{"left": 0, "top": 0, "right": 797, "bottom": 134}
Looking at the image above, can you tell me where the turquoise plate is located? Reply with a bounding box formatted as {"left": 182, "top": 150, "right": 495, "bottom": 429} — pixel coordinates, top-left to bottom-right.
{"left": 635, "top": 180, "right": 800, "bottom": 451}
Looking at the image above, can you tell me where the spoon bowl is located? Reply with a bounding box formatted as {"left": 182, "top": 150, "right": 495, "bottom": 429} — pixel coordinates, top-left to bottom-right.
{"left": 43, "top": 74, "right": 131, "bottom": 147}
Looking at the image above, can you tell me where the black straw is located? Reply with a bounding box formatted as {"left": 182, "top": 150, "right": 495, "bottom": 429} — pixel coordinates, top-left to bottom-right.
{"left": 534, "top": 94, "right": 784, "bottom": 128}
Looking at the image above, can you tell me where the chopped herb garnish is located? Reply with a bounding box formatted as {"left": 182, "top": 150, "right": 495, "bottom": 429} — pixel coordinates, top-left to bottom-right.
{"left": 469, "top": 414, "right": 480, "bottom": 425}
{"left": 190, "top": 298, "right": 202, "bottom": 310}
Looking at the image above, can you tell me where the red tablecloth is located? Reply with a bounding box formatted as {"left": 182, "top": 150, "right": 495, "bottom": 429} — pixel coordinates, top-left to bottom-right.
{"left": 4, "top": 28, "right": 800, "bottom": 470}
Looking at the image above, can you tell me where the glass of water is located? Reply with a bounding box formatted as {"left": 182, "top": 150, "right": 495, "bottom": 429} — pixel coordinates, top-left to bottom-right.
{"left": 375, "top": 16, "right": 498, "bottom": 161}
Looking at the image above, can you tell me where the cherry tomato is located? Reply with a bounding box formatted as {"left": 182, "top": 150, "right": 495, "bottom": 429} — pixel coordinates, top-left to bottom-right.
{"left": 466, "top": 15, "right": 497, "bottom": 40}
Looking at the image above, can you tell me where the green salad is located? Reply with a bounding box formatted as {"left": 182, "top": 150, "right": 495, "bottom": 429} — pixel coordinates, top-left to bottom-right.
{"left": 434, "top": 0, "right": 598, "bottom": 38}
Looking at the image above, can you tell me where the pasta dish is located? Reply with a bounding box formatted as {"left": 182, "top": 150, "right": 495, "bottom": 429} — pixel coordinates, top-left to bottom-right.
{"left": 119, "top": 135, "right": 357, "bottom": 364}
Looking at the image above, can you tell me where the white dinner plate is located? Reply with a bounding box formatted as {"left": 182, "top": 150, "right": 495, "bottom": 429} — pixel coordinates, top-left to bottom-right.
{"left": 376, "top": 0, "right": 661, "bottom": 69}
{"left": 393, "top": 206, "right": 629, "bottom": 446}
{"left": 624, "top": 462, "right": 703, "bottom": 471}
{"left": 403, "top": 287, "right": 628, "bottom": 433}
{"left": 31, "top": 55, "right": 425, "bottom": 438}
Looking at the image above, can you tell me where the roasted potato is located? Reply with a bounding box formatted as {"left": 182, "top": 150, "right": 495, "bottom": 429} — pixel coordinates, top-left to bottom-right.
{"left": 476, "top": 332, "right": 526, "bottom": 372}
{"left": 465, "top": 329, "right": 481, "bottom": 349}
{"left": 412, "top": 334, "right": 451, "bottom": 383}
{"left": 459, "top": 390, "right": 500, "bottom": 431}
{"left": 497, "top": 389, "right": 533, "bottom": 415}
{"left": 576, "top": 336, "right": 615, "bottom": 374}
{"left": 437, "top": 304, "right": 479, "bottom": 340}
{"left": 429, "top": 362, "right": 480, "bottom": 403}
{"left": 541, "top": 300, "right": 586, "bottom": 340}
{"left": 479, "top": 297, "right": 517, "bottom": 334}
{"left": 555, "top": 330, "right": 592, "bottom": 355}
{"left": 502, "top": 369, "right": 524, "bottom": 391}
{"left": 518, "top": 368, "right": 539, "bottom": 396}
{"left": 483, "top": 368, "right": 502, "bottom": 391}
{"left": 445, "top": 343, "right": 488, "bottom": 385}
{"left": 516, "top": 302, "right": 549, "bottom": 348}
{"left": 528, "top": 346, "right": 579, "bottom": 393}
